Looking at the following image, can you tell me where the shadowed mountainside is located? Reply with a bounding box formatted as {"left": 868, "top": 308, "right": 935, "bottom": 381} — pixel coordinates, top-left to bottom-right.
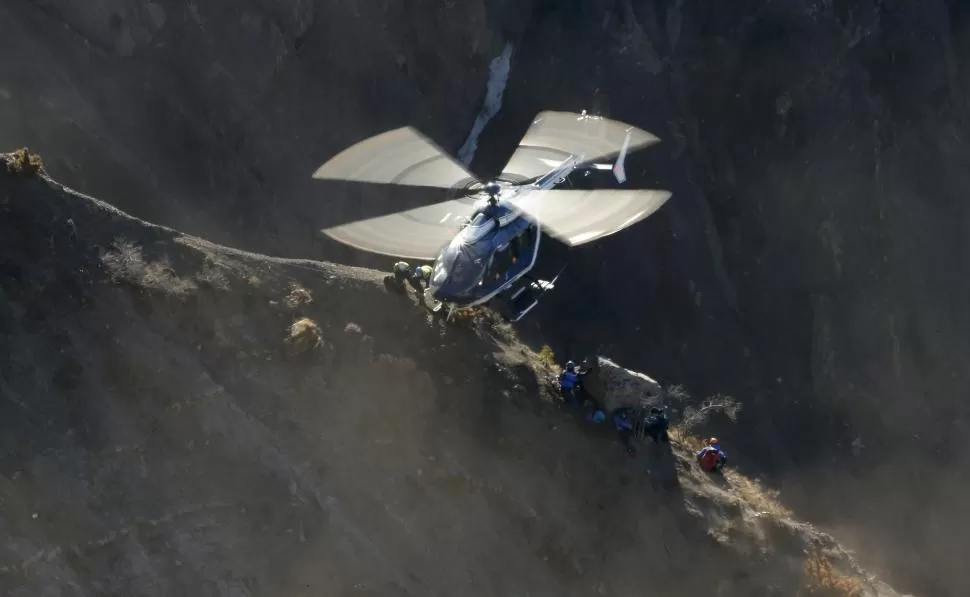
{"left": 0, "top": 155, "right": 906, "bottom": 597}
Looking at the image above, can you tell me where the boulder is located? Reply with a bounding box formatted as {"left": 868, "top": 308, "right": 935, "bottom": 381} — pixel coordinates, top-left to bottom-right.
{"left": 581, "top": 356, "right": 664, "bottom": 414}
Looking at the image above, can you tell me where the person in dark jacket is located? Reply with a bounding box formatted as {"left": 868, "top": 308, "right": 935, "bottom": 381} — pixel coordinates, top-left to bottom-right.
{"left": 643, "top": 406, "right": 670, "bottom": 444}
{"left": 558, "top": 360, "right": 588, "bottom": 408}
{"left": 612, "top": 406, "right": 637, "bottom": 456}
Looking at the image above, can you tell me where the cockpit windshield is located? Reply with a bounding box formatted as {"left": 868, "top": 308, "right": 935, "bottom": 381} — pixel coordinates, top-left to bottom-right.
{"left": 461, "top": 211, "right": 496, "bottom": 243}
{"left": 430, "top": 235, "right": 490, "bottom": 298}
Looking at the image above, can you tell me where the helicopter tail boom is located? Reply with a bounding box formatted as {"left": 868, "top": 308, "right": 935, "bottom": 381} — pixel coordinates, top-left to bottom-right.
{"left": 537, "top": 128, "right": 632, "bottom": 184}
{"left": 612, "top": 129, "right": 632, "bottom": 184}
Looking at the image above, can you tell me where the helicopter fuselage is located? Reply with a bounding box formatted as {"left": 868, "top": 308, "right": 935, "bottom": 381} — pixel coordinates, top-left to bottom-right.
{"left": 426, "top": 202, "right": 541, "bottom": 308}
{"left": 424, "top": 153, "right": 590, "bottom": 311}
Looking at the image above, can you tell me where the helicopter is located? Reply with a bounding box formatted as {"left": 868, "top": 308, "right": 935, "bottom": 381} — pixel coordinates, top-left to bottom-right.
{"left": 312, "top": 110, "right": 672, "bottom": 322}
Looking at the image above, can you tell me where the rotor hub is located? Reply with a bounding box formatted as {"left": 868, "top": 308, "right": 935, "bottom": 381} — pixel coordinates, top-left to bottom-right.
{"left": 483, "top": 181, "right": 501, "bottom": 193}
{"left": 483, "top": 181, "right": 501, "bottom": 203}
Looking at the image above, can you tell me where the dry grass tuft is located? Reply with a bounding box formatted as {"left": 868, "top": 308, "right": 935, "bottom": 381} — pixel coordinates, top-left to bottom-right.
{"left": 285, "top": 317, "right": 323, "bottom": 356}
{"left": 449, "top": 305, "right": 481, "bottom": 323}
{"left": 101, "top": 238, "right": 195, "bottom": 296}
{"left": 5, "top": 148, "right": 45, "bottom": 177}
{"left": 284, "top": 284, "right": 313, "bottom": 310}
{"left": 196, "top": 259, "right": 231, "bottom": 291}
{"left": 724, "top": 469, "right": 794, "bottom": 520}
{"left": 802, "top": 552, "right": 864, "bottom": 597}
{"left": 671, "top": 430, "right": 708, "bottom": 451}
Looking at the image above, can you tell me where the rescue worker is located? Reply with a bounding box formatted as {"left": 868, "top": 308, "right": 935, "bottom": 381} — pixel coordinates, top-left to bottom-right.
{"left": 558, "top": 360, "right": 587, "bottom": 407}
{"left": 643, "top": 406, "right": 670, "bottom": 444}
{"left": 612, "top": 406, "right": 637, "bottom": 456}
{"left": 392, "top": 261, "right": 413, "bottom": 285}
{"left": 410, "top": 264, "right": 433, "bottom": 292}
{"left": 696, "top": 437, "right": 727, "bottom": 472}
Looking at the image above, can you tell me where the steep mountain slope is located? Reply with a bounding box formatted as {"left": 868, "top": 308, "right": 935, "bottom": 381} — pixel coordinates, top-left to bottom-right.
{"left": 0, "top": 154, "right": 903, "bottom": 597}
{"left": 3, "top": 2, "right": 969, "bottom": 594}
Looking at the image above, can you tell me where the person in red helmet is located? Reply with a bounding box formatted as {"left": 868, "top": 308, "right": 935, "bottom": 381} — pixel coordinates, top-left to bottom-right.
{"left": 696, "top": 437, "right": 727, "bottom": 472}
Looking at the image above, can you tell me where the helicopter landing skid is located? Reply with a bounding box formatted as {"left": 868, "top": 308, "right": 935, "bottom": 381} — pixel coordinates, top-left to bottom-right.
{"left": 496, "top": 266, "right": 566, "bottom": 323}
{"left": 427, "top": 294, "right": 458, "bottom": 322}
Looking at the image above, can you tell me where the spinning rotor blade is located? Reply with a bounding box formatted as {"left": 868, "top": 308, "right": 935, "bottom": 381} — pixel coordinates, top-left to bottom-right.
{"left": 313, "top": 126, "right": 479, "bottom": 189}
{"left": 502, "top": 111, "right": 660, "bottom": 179}
{"left": 322, "top": 197, "right": 479, "bottom": 261}
{"left": 508, "top": 188, "right": 672, "bottom": 246}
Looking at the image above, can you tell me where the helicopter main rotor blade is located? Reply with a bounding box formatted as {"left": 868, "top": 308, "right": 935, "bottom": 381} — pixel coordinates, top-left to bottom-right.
{"left": 508, "top": 188, "right": 672, "bottom": 246}
{"left": 313, "top": 126, "right": 480, "bottom": 189}
{"left": 501, "top": 111, "right": 661, "bottom": 180}
{"left": 321, "top": 197, "right": 480, "bottom": 261}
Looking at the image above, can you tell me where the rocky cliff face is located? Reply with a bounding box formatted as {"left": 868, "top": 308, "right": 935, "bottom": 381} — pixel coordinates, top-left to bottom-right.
{"left": 2, "top": 1, "right": 967, "bottom": 595}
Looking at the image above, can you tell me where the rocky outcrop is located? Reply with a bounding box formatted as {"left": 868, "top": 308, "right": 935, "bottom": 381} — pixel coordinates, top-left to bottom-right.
{"left": 581, "top": 356, "right": 665, "bottom": 414}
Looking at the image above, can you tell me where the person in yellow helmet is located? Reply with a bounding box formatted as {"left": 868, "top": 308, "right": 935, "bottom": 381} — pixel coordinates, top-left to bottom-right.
{"left": 390, "top": 261, "right": 432, "bottom": 290}
{"left": 392, "top": 261, "right": 411, "bottom": 279}
{"left": 410, "top": 264, "right": 433, "bottom": 291}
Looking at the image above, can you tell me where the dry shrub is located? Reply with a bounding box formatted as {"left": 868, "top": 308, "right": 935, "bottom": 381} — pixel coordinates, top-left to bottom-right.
{"left": 102, "top": 238, "right": 146, "bottom": 282}
{"left": 536, "top": 344, "right": 557, "bottom": 370}
{"left": 665, "top": 383, "right": 690, "bottom": 403}
{"left": 101, "top": 238, "right": 195, "bottom": 295}
{"left": 285, "top": 317, "right": 323, "bottom": 356}
{"left": 450, "top": 306, "right": 480, "bottom": 322}
{"left": 679, "top": 394, "right": 743, "bottom": 434}
{"left": 284, "top": 284, "right": 313, "bottom": 309}
{"left": 438, "top": 305, "right": 487, "bottom": 328}
{"left": 802, "top": 553, "right": 863, "bottom": 597}
{"left": 5, "top": 148, "right": 44, "bottom": 177}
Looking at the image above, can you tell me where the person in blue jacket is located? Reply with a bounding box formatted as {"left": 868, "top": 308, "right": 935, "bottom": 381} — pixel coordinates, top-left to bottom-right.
{"left": 558, "top": 360, "right": 587, "bottom": 407}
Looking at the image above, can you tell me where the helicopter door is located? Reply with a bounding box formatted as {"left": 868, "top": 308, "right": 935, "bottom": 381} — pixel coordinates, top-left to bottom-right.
{"left": 510, "top": 224, "right": 537, "bottom": 267}
{"left": 488, "top": 244, "right": 514, "bottom": 282}
{"left": 509, "top": 235, "right": 521, "bottom": 263}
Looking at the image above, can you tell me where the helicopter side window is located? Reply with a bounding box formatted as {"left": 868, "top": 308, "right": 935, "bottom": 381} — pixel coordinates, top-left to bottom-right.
{"left": 511, "top": 223, "right": 536, "bottom": 263}
{"left": 487, "top": 243, "right": 515, "bottom": 282}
